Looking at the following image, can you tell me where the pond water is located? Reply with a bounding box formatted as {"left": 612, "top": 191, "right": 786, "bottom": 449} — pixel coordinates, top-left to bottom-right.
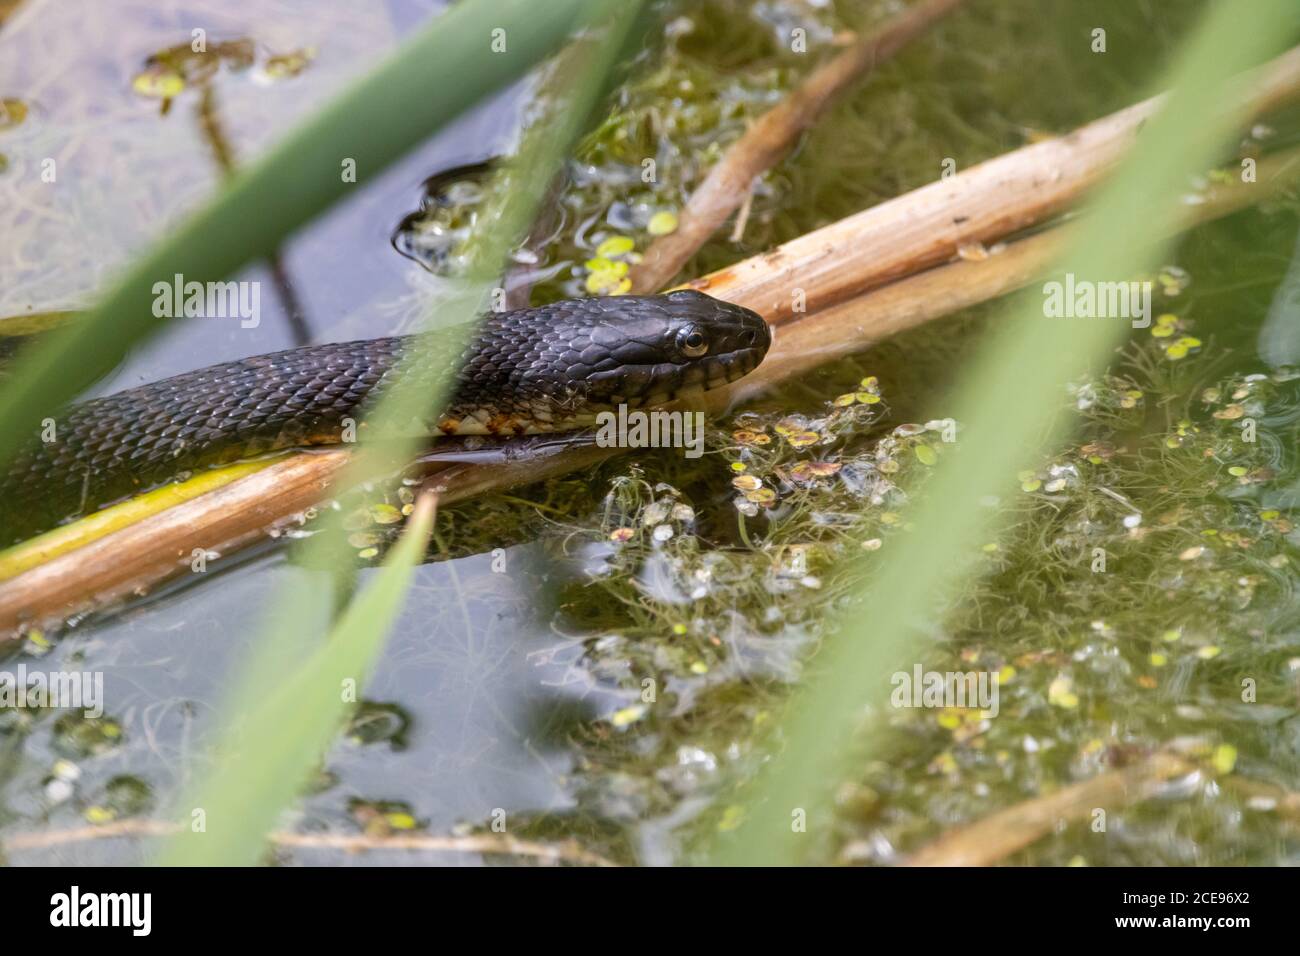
{"left": 0, "top": 0, "right": 1297, "bottom": 866}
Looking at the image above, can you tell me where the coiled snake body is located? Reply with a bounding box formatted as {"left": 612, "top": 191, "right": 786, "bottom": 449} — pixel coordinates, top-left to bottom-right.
{"left": 0, "top": 291, "right": 769, "bottom": 544}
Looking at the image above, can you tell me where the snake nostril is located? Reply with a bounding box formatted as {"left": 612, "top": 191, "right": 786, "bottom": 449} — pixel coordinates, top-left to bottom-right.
{"left": 739, "top": 330, "right": 756, "bottom": 346}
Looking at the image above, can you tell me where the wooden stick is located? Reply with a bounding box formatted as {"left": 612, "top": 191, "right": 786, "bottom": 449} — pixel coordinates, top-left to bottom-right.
{"left": 631, "top": 0, "right": 968, "bottom": 292}
{"left": 3, "top": 56, "right": 1299, "bottom": 633}
{"left": 900, "top": 751, "right": 1197, "bottom": 866}
{"left": 685, "top": 44, "right": 1300, "bottom": 323}
{"left": 728, "top": 144, "right": 1300, "bottom": 397}
{"left": 0, "top": 450, "right": 352, "bottom": 631}
{"left": 2, "top": 818, "right": 618, "bottom": 866}
{"left": 899, "top": 753, "right": 1300, "bottom": 866}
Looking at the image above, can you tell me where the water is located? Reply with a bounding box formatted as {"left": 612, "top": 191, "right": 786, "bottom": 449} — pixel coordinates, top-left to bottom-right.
{"left": 1, "top": 0, "right": 1297, "bottom": 866}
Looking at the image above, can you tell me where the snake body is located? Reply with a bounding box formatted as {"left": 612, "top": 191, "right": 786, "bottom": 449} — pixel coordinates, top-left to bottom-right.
{"left": 0, "top": 291, "right": 769, "bottom": 544}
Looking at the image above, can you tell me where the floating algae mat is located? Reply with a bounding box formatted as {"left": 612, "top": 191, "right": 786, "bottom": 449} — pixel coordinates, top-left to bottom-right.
{"left": 0, "top": 0, "right": 1297, "bottom": 873}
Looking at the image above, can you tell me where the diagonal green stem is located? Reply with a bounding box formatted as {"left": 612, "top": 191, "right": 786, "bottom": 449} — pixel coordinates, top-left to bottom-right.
{"left": 154, "top": 0, "right": 646, "bottom": 866}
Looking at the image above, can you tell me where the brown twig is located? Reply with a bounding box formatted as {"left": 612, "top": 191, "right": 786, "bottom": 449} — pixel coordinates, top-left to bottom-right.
{"left": 682, "top": 45, "right": 1300, "bottom": 323}
{"left": 3, "top": 50, "right": 1300, "bottom": 633}
{"left": 725, "top": 143, "right": 1300, "bottom": 398}
{"left": 631, "top": 0, "right": 968, "bottom": 292}
{"left": 897, "top": 750, "right": 1300, "bottom": 867}
{"left": 198, "top": 63, "right": 312, "bottom": 345}
{"left": 898, "top": 751, "right": 1198, "bottom": 866}
{"left": 1218, "top": 775, "right": 1300, "bottom": 821}
{"left": 2, "top": 818, "right": 618, "bottom": 866}
{"left": 0, "top": 450, "right": 354, "bottom": 628}
{"left": 269, "top": 829, "right": 617, "bottom": 866}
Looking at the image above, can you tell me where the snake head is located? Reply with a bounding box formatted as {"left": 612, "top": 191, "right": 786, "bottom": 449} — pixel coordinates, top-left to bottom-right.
{"left": 561, "top": 289, "right": 771, "bottom": 411}
{"left": 455, "top": 291, "right": 770, "bottom": 433}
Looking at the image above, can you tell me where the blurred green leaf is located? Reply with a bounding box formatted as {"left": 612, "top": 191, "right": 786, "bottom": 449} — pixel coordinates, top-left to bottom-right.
{"left": 154, "top": 0, "right": 646, "bottom": 866}
{"left": 156, "top": 497, "right": 436, "bottom": 866}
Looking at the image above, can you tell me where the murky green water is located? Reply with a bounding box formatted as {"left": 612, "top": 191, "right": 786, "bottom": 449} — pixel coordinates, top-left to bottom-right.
{"left": 1, "top": 0, "right": 1297, "bottom": 865}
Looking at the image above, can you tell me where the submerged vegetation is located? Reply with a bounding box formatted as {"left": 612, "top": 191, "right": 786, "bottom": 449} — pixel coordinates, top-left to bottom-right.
{"left": 1, "top": 0, "right": 1298, "bottom": 866}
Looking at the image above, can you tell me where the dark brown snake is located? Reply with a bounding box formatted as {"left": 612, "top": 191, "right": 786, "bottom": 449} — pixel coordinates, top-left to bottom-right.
{"left": 0, "top": 291, "right": 770, "bottom": 545}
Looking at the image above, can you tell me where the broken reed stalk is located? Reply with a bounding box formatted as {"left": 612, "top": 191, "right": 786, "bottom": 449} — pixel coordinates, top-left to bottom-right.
{"left": 2, "top": 50, "right": 1299, "bottom": 633}
{"left": 682, "top": 44, "right": 1300, "bottom": 323}
{"left": 899, "top": 751, "right": 1198, "bottom": 866}
{"left": 728, "top": 143, "right": 1300, "bottom": 397}
{"left": 630, "top": 0, "right": 968, "bottom": 292}
{"left": 0, "top": 450, "right": 353, "bottom": 630}
{"left": 899, "top": 752, "right": 1300, "bottom": 866}
{"left": 2, "top": 817, "right": 618, "bottom": 866}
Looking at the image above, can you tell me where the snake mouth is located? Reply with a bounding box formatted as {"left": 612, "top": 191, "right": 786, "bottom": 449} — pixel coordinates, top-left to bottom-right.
{"left": 602, "top": 344, "right": 766, "bottom": 409}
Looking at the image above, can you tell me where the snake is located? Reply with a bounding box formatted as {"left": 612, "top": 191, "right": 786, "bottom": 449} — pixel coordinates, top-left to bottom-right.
{"left": 0, "top": 291, "right": 770, "bottom": 545}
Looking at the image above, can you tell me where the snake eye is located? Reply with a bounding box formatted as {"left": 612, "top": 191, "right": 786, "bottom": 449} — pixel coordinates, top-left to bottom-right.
{"left": 676, "top": 325, "right": 709, "bottom": 358}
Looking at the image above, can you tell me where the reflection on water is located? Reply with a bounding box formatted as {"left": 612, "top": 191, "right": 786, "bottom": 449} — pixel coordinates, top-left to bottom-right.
{"left": 0, "top": 0, "right": 511, "bottom": 389}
